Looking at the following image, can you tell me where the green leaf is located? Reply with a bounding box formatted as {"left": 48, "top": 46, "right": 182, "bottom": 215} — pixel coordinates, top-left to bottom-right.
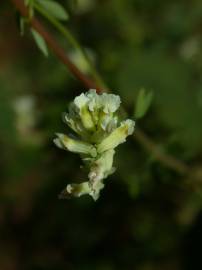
{"left": 31, "top": 29, "right": 48, "bottom": 57}
{"left": 36, "top": 0, "right": 69, "bottom": 20}
{"left": 135, "top": 88, "right": 153, "bottom": 119}
{"left": 19, "top": 17, "right": 25, "bottom": 36}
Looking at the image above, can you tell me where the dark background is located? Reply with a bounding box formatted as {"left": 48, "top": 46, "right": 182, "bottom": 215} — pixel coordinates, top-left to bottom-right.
{"left": 1, "top": 0, "right": 202, "bottom": 269}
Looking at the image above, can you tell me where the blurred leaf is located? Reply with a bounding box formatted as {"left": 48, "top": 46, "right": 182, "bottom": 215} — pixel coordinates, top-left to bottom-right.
{"left": 36, "top": 0, "right": 69, "bottom": 20}
{"left": 19, "top": 17, "right": 25, "bottom": 36}
{"left": 31, "top": 28, "right": 49, "bottom": 57}
{"left": 16, "top": 12, "right": 26, "bottom": 36}
{"left": 118, "top": 49, "right": 202, "bottom": 156}
{"left": 135, "top": 88, "right": 153, "bottom": 119}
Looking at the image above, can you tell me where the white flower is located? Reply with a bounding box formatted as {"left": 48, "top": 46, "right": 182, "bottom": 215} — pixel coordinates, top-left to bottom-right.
{"left": 86, "top": 89, "right": 102, "bottom": 112}
{"left": 54, "top": 90, "right": 135, "bottom": 200}
{"left": 101, "top": 93, "right": 121, "bottom": 113}
{"left": 74, "top": 93, "right": 89, "bottom": 109}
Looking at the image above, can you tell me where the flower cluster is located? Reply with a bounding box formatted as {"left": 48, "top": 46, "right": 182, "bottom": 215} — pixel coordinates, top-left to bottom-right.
{"left": 54, "top": 89, "right": 135, "bottom": 200}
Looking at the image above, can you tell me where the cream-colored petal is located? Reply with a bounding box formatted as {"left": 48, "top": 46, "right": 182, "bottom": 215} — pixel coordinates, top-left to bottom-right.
{"left": 74, "top": 93, "right": 89, "bottom": 109}
{"left": 97, "top": 119, "right": 135, "bottom": 153}
{"left": 54, "top": 133, "right": 97, "bottom": 157}
{"left": 101, "top": 93, "right": 121, "bottom": 113}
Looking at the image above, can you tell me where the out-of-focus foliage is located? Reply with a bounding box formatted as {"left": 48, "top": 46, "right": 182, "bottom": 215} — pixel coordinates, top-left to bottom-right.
{"left": 134, "top": 88, "right": 153, "bottom": 119}
{"left": 35, "top": 0, "right": 69, "bottom": 21}
{"left": 1, "top": 0, "right": 202, "bottom": 269}
{"left": 31, "top": 28, "right": 49, "bottom": 56}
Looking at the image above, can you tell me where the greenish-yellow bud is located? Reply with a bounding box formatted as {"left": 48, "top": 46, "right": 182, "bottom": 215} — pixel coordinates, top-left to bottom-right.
{"left": 97, "top": 119, "right": 135, "bottom": 153}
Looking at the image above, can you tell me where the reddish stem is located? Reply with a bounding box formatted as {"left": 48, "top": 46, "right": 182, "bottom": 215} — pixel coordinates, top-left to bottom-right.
{"left": 10, "top": 0, "right": 103, "bottom": 93}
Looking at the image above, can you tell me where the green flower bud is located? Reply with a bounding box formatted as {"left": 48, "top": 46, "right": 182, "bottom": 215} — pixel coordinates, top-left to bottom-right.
{"left": 74, "top": 93, "right": 95, "bottom": 131}
{"left": 80, "top": 106, "right": 95, "bottom": 131}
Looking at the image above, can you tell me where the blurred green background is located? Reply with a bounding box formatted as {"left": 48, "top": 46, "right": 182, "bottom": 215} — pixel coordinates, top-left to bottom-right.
{"left": 1, "top": 0, "right": 202, "bottom": 269}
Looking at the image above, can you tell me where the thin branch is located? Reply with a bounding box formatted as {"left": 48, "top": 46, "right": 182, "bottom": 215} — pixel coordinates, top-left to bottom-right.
{"left": 135, "top": 128, "right": 190, "bottom": 174}
{"left": 10, "top": 0, "right": 103, "bottom": 92}
{"left": 10, "top": 0, "right": 190, "bottom": 175}
{"left": 33, "top": 1, "right": 108, "bottom": 90}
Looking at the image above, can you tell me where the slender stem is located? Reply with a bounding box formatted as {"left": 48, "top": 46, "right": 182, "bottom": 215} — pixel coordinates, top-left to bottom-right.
{"left": 33, "top": 1, "right": 108, "bottom": 90}
{"left": 135, "top": 128, "right": 190, "bottom": 174}
{"left": 10, "top": 0, "right": 190, "bottom": 175}
{"left": 10, "top": 0, "right": 103, "bottom": 91}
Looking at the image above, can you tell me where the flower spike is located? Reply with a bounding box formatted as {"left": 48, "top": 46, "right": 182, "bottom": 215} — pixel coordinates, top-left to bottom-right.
{"left": 54, "top": 89, "right": 135, "bottom": 200}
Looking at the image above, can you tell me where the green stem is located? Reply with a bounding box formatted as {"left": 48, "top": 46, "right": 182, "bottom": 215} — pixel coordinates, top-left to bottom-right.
{"left": 33, "top": 1, "right": 107, "bottom": 90}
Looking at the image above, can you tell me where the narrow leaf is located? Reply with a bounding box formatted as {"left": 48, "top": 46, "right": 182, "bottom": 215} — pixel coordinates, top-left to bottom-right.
{"left": 135, "top": 88, "right": 153, "bottom": 119}
{"left": 20, "top": 17, "right": 25, "bottom": 36}
{"left": 31, "top": 29, "right": 48, "bottom": 57}
{"left": 37, "top": 0, "right": 69, "bottom": 20}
